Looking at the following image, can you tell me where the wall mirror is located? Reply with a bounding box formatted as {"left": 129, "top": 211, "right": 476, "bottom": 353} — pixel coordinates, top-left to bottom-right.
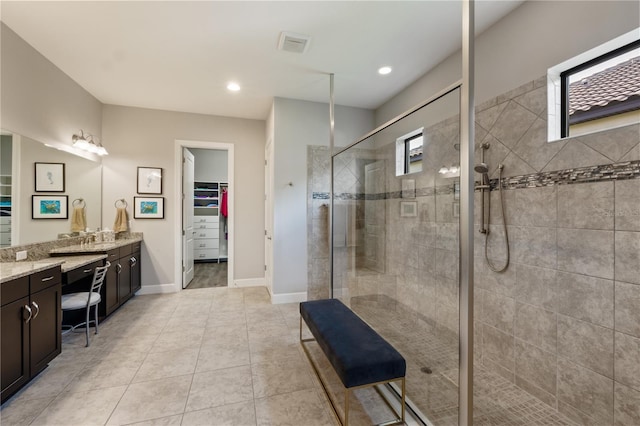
{"left": 0, "top": 130, "right": 102, "bottom": 247}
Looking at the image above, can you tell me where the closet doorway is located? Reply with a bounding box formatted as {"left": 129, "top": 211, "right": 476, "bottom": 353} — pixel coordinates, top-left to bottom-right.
{"left": 174, "top": 140, "right": 234, "bottom": 291}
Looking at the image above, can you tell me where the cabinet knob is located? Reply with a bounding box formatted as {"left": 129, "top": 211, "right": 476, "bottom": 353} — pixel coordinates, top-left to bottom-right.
{"left": 130, "top": 257, "right": 137, "bottom": 266}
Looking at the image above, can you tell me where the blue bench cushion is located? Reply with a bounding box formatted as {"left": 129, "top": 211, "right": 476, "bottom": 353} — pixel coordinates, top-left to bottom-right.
{"left": 300, "top": 299, "right": 406, "bottom": 388}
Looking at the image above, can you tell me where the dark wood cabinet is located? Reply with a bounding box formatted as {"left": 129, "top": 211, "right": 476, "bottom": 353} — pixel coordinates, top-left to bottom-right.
{"left": 1, "top": 266, "right": 61, "bottom": 403}
{"left": 100, "top": 242, "right": 140, "bottom": 317}
{"left": 130, "top": 244, "right": 141, "bottom": 294}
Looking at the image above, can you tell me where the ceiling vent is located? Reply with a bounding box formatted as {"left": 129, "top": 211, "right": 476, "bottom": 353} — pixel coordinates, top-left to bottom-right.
{"left": 278, "top": 31, "right": 311, "bottom": 54}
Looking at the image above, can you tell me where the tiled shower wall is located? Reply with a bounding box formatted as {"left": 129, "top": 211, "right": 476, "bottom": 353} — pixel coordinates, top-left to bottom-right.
{"left": 307, "top": 77, "right": 640, "bottom": 425}
{"left": 473, "top": 78, "right": 640, "bottom": 426}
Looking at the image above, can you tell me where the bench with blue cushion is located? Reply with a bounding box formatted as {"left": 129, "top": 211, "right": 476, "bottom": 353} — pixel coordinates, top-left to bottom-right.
{"left": 300, "top": 298, "right": 406, "bottom": 426}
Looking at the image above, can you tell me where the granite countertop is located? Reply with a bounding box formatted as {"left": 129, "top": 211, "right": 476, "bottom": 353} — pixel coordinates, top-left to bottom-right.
{"left": 1, "top": 253, "right": 109, "bottom": 283}
{"left": 49, "top": 236, "right": 142, "bottom": 255}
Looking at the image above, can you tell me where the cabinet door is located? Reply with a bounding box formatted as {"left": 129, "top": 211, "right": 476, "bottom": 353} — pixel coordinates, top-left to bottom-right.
{"left": 118, "top": 257, "right": 132, "bottom": 304}
{"left": 104, "top": 263, "right": 119, "bottom": 316}
{"left": 29, "top": 284, "right": 62, "bottom": 375}
{"left": 130, "top": 250, "right": 141, "bottom": 294}
{"left": 1, "top": 296, "right": 30, "bottom": 403}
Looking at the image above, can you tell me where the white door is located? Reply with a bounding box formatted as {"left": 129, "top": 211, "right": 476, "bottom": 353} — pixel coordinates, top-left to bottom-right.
{"left": 182, "top": 148, "right": 195, "bottom": 288}
{"left": 264, "top": 139, "right": 274, "bottom": 295}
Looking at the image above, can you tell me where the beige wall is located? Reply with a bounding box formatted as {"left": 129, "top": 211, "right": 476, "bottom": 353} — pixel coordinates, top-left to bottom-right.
{"left": 0, "top": 23, "right": 102, "bottom": 148}
{"left": 102, "top": 105, "right": 265, "bottom": 289}
{"left": 376, "top": 0, "right": 640, "bottom": 125}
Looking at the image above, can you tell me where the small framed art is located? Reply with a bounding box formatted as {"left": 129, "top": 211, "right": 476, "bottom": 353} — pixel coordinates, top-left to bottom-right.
{"left": 35, "top": 162, "right": 65, "bottom": 192}
{"left": 400, "top": 201, "right": 417, "bottom": 217}
{"left": 32, "top": 195, "right": 68, "bottom": 219}
{"left": 137, "top": 167, "right": 163, "bottom": 194}
{"left": 134, "top": 197, "right": 164, "bottom": 219}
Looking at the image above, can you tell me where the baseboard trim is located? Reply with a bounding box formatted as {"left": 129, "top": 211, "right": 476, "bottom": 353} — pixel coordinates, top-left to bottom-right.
{"left": 136, "top": 283, "right": 179, "bottom": 295}
{"left": 271, "top": 291, "right": 307, "bottom": 304}
{"left": 233, "top": 277, "right": 266, "bottom": 288}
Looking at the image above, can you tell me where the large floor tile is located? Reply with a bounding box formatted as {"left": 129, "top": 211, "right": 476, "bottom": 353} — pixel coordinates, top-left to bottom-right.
{"left": 185, "top": 365, "right": 254, "bottom": 412}
{"left": 133, "top": 347, "right": 199, "bottom": 383}
{"left": 107, "top": 375, "right": 192, "bottom": 425}
{"left": 182, "top": 400, "right": 257, "bottom": 426}
{"left": 254, "top": 389, "right": 335, "bottom": 426}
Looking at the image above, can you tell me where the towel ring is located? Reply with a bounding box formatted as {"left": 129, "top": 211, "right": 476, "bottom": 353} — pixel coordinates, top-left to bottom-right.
{"left": 115, "top": 199, "right": 127, "bottom": 208}
{"left": 72, "top": 198, "right": 86, "bottom": 208}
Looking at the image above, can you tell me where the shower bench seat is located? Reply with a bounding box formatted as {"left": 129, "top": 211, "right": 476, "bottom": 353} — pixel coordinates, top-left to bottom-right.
{"left": 299, "top": 299, "right": 406, "bottom": 426}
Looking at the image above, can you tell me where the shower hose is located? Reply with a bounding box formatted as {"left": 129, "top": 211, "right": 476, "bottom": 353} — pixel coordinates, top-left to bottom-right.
{"left": 485, "top": 164, "right": 510, "bottom": 273}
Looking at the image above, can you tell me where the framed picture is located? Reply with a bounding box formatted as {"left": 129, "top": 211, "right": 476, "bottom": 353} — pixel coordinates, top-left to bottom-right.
{"left": 32, "top": 195, "right": 68, "bottom": 219}
{"left": 137, "top": 167, "right": 163, "bottom": 194}
{"left": 402, "top": 178, "right": 416, "bottom": 199}
{"left": 35, "top": 162, "right": 65, "bottom": 192}
{"left": 134, "top": 197, "right": 164, "bottom": 219}
{"left": 400, "top": 201, "right": 417, "bottom": 217}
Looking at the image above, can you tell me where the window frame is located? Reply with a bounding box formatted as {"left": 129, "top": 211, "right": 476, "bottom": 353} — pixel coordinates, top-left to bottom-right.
{"left": 560, "top": 39, "right": 640, "bottom": 138}
{"left": 403, "top": 133, "right": 423, "bottom": 175}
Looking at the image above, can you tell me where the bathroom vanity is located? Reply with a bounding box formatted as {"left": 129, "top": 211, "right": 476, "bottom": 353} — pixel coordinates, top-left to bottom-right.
{"left": 0, "top": 235, "right": 142, "bottom": 403}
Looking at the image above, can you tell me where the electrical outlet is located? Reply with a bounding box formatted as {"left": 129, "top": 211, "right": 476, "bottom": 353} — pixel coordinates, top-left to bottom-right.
{"left": 16, "top": 250, "right": 27, "bottom": 261}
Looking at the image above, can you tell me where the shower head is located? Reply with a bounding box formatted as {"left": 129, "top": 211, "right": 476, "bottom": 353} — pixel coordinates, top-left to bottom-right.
{"left": 474, "top": 162, "right": 489, "bottom": 174}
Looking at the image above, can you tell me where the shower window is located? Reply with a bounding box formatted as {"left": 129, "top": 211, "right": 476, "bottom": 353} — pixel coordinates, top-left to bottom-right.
{"left": 395, "top": 127, "right": 424, "bottom": 176}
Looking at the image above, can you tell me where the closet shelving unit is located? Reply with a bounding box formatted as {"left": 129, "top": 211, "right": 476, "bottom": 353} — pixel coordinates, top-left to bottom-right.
{"left": 0, "top": 174, "right": 12, "bottom": 247}
{"left": 193, "top": 181, "right": 228, "bottom": 262}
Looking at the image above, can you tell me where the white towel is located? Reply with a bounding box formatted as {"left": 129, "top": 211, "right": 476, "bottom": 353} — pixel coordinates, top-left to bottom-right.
{"left": 113, "top": 207, "right": 128, "bottom": 233}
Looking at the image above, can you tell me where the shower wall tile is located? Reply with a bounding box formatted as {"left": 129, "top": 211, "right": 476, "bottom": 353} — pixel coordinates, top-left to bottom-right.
{"left": 615, "top": 179, "right": 640, "bottom": 231}
{"left": 557, "top": 228, "right": 614, "bottom": 279}
{"left": 515, "top": 339, "right": 556, "bottom": 396}
{"left": 615, "top": 281, "right": 640, "bottom": 338}
{"left": 512, "top": 118, "right": 564, "bottom": 172}
{"left": 557, "top": 357, "right": 614, "bottom": 425}
{"left": 482, "top": 324, "right": 515, "bottom": 373}
{"left": 614, "top": 383, "right": 640, "bottom": 426}
{"left": 557, "top": 181, "right": 614, "bottom": 230}
{"left": 556, "top": 271, "right": 614, "bottom": 328}
{"left": 434, "top": 249, "right": 458, "bottom": 282}
{"left": 482, "top": 292, "right": 515, "bottom": 334}
{"left": 578, "top": 123, "right": 640, "bottom": 163}
{"left": 490, "top": 101, "right": 539, "bottom": 150}
{"left": 614, "top": 231, "right": 640, "bottom": 285}
{"left": 514, "top": 303, "right": 556, "bottom": 353}
{"left": 557, "top": 315, "right": 614, "bottom": 378}
{"left": 621, "top": 143, "right": 640, "bottom": 161}
{"left": 614, "top": 332, "right": 640, "bottom": 391}
{"left": 512, "top": 226, "right": 557, "bottom": 269}
{"left": 513, "top": 85, "right": 547, "bottom": 116}
{"left": 513, "top": 185, "right": 556, "bottom": 227}
{"left": 514, "top": 264, "right": 556, "bottom": 312}
{"left": 493, "top": 151, "right": 537, "bottom": 179}
{"left": 543, "top": 139, "right": 613, "bottom": 173}
{"left": 476, "top": 254, "right": 517, "bottom": 297}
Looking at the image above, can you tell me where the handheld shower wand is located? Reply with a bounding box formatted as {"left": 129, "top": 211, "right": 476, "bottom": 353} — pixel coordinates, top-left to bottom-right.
{"left": 475, "top": 143, "right": 510, "bottom": 272}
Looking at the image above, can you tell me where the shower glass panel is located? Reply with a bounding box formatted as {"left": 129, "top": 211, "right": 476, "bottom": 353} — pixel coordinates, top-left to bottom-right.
{"left": 332, "top": 87, "right": 461, "bottom": 425}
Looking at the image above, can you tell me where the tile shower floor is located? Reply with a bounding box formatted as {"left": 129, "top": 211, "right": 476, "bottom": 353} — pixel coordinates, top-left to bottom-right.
{"left": 0, "top": 286, "right": 578, "bottom": 426}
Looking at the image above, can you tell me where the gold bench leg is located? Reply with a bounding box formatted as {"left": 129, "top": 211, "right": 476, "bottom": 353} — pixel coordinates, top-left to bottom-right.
{"left": 401, "top": 377, "right": 406, "bottom": 424}
{"left": 345, "top": 387, "right": 350, "bottom": 426}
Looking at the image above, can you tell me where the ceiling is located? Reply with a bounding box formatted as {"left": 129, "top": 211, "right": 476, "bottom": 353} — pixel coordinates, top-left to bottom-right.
{"left": 1, "top": 1, "right": 524, "bottom": 121}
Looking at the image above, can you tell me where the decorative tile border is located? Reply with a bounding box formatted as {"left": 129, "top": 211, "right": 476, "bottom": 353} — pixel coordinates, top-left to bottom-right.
{"left": 312, "top": 160, "right": 640, "bottom": 201}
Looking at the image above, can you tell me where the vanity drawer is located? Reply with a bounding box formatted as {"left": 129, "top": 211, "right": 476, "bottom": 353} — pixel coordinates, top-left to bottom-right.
{"left": 1, "top": 276, "right": 29, "bottom": 306}
{"left": 195, "top": 238, "right": 219, "bottom": 249}
{"left": 119, "top": 243, "right": 133, "bottom": 257}
{"left": 106, "top": 248, "right": 120, "bottom": 262}
{"left": 64, "top": 260, "right": 103, "bottom": 285}
{"left": 0, "top": 233, "right": 11, "bottom": 245}
{"left": 30, "top": 266, "right": 61, "bottom": 293}
{"left": 194, "top": 248, "right": 219, "bottom": 260}
{"left": 0, "top": 217, "right": 11, "bottom": 225}
{"left": 0, "top": 224, "right": 10, "bottom": 232}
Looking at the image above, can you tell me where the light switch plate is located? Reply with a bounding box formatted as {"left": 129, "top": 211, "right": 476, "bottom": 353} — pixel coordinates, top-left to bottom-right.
{"left": 16, "top": 250, "right": 27, "bottom": 261}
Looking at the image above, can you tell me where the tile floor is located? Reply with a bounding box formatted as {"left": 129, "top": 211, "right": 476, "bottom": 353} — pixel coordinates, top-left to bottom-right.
{"left": 0, "top": 287, "right": 398, "bottom": 426}
{"left": 1, "top": 286, "right": 579, "bottom": 426}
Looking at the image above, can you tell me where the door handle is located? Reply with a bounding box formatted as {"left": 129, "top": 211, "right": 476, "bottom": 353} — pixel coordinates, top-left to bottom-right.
{"left": 31, "top": 301, "right": 40, "bottom": 320}
{"left": 116, "top": 263, "right": 122, "bottom": 274}
{"left": 23, "top": 305, "right": 32, "bottom": 323}
{"left": 41, "top": 276, "right": 54, "bottom": 282}
{"left": 130, "top": 257, "right": 137, "bottom": 267}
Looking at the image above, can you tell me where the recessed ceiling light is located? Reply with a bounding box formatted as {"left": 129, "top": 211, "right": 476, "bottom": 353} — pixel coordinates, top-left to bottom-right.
{"left": 378, "top": 66, "right": 392, "bottom": 75}
{"left": 227, "top": 82, "right": 241, "bottom": 92}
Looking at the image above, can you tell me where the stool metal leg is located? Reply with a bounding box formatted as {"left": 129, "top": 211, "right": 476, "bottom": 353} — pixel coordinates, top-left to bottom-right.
{"left": 85, "top": 302, "right": 91, "bottom": 347}
{"left": 94, "top": 304, "right": 99, "bottom": 334}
